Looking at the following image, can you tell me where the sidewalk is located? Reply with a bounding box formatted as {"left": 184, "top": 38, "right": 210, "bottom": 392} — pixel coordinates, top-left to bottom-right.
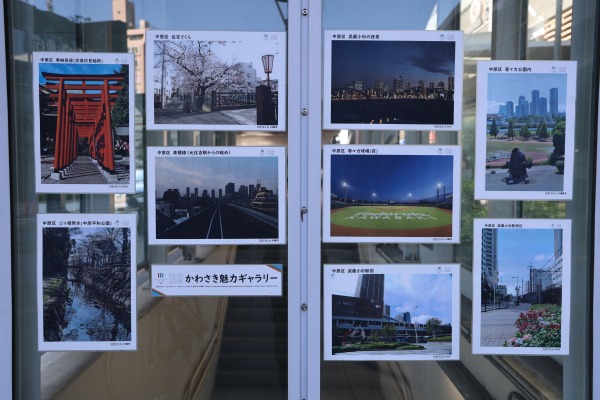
{"left": 480, "top": 302, "right": 531, "bottom": 347}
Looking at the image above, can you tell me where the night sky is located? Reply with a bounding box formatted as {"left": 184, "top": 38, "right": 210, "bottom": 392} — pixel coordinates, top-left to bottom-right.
{"left": 331, "top": 40, "right": 456, "bottom": 90}
{"left": 330, "top": 154, "right": 454, "bottom": 202}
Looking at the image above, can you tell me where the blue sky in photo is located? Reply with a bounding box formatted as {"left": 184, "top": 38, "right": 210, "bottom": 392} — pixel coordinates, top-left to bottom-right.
{"left": 330, "top": 272, "right": 453, "bottom": 324}
{"left": 495, "top": 228, "right": 558, "bottom": 295}
{"left": 39, "top": 63, "right": 125, "bottom": 84}
{"left": 331, "top": 40, "right": 455, "bottom": 90}
{"left": 330, "top": 154, "right": 454, "bottom": 203}
{"left": 154, "top": 156, "right": 278, "bottom": 198}
{"left": 486, "top": 73, "right": 568, "bottom": 114}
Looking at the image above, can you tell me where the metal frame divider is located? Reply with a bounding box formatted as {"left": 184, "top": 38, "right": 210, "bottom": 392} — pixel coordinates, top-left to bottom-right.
{"left": 287, "top": 1, "right": 304, "bottom": 398}
{"left": 593, "top": 82, "right": 600, "bottom": 400}
{"left": 0, "top": 0, "right": 14, "bottom": 398}
{"left": 288, "top": 0, "right": 323, "bottom": 398}
{"left": 307, "top": 1, "right": 323, "bottom": 399}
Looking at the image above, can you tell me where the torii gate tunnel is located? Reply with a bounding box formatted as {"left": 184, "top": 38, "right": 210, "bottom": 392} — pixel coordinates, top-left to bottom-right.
{"left": 42, "top": 72, "right": 125, "bottom": 178}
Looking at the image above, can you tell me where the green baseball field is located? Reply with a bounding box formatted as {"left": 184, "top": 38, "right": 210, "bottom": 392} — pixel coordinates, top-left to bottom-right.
{"left": 330, "top": 205, "right": 452, "bottom": 237}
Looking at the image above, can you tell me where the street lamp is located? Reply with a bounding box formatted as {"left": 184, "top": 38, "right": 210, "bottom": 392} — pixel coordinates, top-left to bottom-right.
{"left": 262, "top": 54, "right": 274, "bottom": 87}
{"left": 408, "top": 192, "right": 412, "bottom": 205}
{"left": 512, "top": 276, "right": 519, "bottom": 305}
{"left": 372, "top": 192, "right": 376, "bottom": 203}
{"left": 413, "top": 306, "right": 419, "bottom": 342}
{"left": 342, "top": 182, "right": 348, "bottom": 204}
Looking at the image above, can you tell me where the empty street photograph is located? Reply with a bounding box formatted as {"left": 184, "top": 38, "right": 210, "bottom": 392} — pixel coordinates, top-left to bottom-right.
{"left": 472, "top": 218, "right": 571, "bottom": 355}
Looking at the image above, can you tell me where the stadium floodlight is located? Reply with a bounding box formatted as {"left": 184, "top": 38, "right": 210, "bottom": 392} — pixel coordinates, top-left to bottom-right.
{"left": 408, "top": 192, "right": 412, "bottom": 205}
{"left": 342, "top": 181, "right": 349, "bottom": 203}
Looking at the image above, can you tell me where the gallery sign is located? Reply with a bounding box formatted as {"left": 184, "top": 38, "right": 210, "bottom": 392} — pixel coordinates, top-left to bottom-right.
{"left": 151, "top": 264, "right": 283, "bottom": 297}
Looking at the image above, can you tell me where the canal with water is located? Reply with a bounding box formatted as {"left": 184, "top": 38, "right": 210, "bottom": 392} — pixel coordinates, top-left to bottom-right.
{"left": 59, "top": 268, "right": 131, "bottom": 342}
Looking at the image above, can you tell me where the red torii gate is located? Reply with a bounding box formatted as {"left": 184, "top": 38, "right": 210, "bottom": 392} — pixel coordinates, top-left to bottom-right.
{"left": 42, "top": 72, "right": 125, "bottom": 179}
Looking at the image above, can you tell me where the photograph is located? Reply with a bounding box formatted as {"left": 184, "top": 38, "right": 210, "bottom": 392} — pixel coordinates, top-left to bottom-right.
{"left": 151, "top": 264, "right": 282, "bottom": 297}
{"left": 145, "top": 30, "right": 286, "bottom": 131}
{"left": 147, "top": 146, "right": 286, "bottom": 245}
{"left": 33, "top": 52, "right": 135, "bottom": 194}
{"left": 323, "top": 264, "right": 460, "bottom": 361}
{"left": 472, "top": 219, "right": 571, "bottom": 355}
{"left": 474, "top": 60, "right": 577, "bottom": 200}
{"left": 323, "top": 30, "right": 463, "bottom": 131}
{"left": 37, "top": 214, "right": 137, "bottom": 351}
{"left": 323, "top": 145, "right": 461, "bottom": 243}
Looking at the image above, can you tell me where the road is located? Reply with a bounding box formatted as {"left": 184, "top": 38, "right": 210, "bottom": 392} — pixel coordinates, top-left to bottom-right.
{"left": 157, "top": 202, "right": 278, "bottom": 240}
{"left": 154, "top": 99, "right": 256, "bottom": 125}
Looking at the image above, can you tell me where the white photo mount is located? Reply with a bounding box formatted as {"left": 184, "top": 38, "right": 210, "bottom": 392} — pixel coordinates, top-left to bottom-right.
{"left": 37, "top": 213, "right": 137, "bottom": 351}
{"left": 151, "top": 264, "right": 283, "bottom": 297}
{"left": 323, "top": 263, "right": 460, "bottom": 361}
{"left": 33, "top": 52, "right": 136, "bottom": 194}
{"left": 323, "top": 30, "right": 463, "bottom": 131}
{"left": 145, "top": 30, "right": 287, "bottom": 132}
{"left": 472, "top": 218, "right": 571, "bottom": 355}
{"left": 323, "top": 145, "right": 461, "bottom": 243}
{"left": 474, "top": 60, "right": 577, "bottom": 200}
{"left": 147, "top": 146, "right": 286, "bottom": 245}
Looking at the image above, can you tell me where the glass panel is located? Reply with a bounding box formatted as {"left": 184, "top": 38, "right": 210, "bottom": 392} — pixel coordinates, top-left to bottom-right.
{"left": 8, "top": 0, "right": 288, "bottom": 398}
{"left": 321, "top": 0, "right": 595, "bottom": 398}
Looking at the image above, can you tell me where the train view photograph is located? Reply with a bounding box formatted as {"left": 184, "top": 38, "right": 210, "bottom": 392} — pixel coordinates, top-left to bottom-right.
{"left": 150, "top": 150, "right": 284, "bottom": 244}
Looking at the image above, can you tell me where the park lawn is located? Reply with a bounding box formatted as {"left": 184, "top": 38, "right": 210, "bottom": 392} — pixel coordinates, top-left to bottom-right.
{"left": 486, "top": 139, "right": 553, "bottom": 155}
{"left": 331, "top": 205, "right": 451, "bottom": 230}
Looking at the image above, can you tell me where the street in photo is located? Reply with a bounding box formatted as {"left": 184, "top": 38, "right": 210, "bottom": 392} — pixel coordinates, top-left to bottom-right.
{"left": 472, "top": 219, "right": 571, "bottom": 355}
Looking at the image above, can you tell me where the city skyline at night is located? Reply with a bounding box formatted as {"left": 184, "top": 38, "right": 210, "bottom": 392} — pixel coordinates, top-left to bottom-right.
{"left": 331, "top": 40, "right": 456, "bottom": 92}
